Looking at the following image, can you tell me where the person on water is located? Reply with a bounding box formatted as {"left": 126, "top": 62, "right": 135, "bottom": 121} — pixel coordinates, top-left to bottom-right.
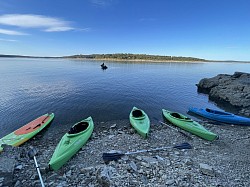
{"left": 101, "top": 63, "right": 105, "bottom": 67}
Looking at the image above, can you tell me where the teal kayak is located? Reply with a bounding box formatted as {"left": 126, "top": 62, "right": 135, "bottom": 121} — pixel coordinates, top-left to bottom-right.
{"left": 49, "top": 117, "right": 94, "bottom": 170}
{"left": 162, "top": 109, "right": 218, "bottom": 141}
{"left": 129, "top": 107, "right": 150, "bottom": 138}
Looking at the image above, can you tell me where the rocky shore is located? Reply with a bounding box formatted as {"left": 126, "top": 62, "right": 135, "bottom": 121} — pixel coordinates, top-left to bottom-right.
{"left": 197, "top": 72, "right": 250, "bottom": 117}
{"left": 1, "top": 118, "right": 250, "bottom": 187}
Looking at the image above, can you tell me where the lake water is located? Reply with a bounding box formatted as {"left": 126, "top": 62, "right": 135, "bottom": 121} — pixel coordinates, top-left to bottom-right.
{"left": 0, "top": 58, "right": 249, "bottom": 137}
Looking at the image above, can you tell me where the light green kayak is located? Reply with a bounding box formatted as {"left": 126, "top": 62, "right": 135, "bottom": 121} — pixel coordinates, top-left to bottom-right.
{"left": 49, "top": 116, "right": 94, "bottom": 171}
{"left": 0, "top": 113, "right": 54, "bottom": 152}
{"left": 162, "top": 109, "right": 218, "bottom": 141}
{"left": 129, "top": 107, "right": 150, "bottom": 138}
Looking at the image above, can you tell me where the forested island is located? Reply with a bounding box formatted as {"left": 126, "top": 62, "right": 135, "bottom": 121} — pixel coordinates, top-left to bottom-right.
{"left": 0, "top": 54, "right": 206, "bottom": 62}
{"left": 65, "top": 53, "right": 206, "bottom": 62}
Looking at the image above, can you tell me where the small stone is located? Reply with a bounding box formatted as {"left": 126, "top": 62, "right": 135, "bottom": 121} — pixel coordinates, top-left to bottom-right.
{"left": 96, "top": 166, "right": 115, "bottom": 187}
{"left": 129, "top": 128, "right": 136, "bottom": 134}
{"left": 199, "top": 163, "right": 215, "bottom": 176}
{"left": 121, "top": 155, "right": 129, "bottom": 161}
{"left": 0, "top": 177, "right": 4, "bottom": 183}
{"left": 154, "top": 155, "right": 164, "bottom": 161}
{"left": 183, "top": 158, "right": 193, "bottom": 166}
{"left": 110, "top": 124, "right": 117, "bottom": 128}
{"left": 129, "top": 161, "right": 138, "bottom": 172}
{"left": 141, "top": 175, "right": 148, "bottom": 185}
{"left": 14, "top": 180, "right": 21, "bottom": 187}
{"left": 166, "top": 179, "right": 175, "bottom": 185}
{"left": 165, "top": 160, "right": 171, "bottom": 166}
{"left": 66, "top": 170, "right": 72, "bottom": 177}
{"left": 117, "top": 130, "right": 124, "bottom": 134}
{"left": 136, "top": 156, "right": 142, "bottom": 161}
{"left": 15, "top": 165, "right": 23, "bottom": 170}
{"left": 108, "top": 135, "right": 115, "bottom": 139}
{"left": 142, "top": 156, "right": 159, "bottom": 165}
{"left": 141, "top": 162, "right": 150, "bottom": 168}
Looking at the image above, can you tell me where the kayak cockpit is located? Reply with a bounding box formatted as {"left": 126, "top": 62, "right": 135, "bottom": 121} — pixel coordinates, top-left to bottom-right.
{"left": 68, "top": 122, "right": 89, "bottom": 134}
{"left": 205, "top": 108, "right": 231, "bottom": 115}
{"left": 132, "top": 110, "right": 145, "bottom": 119}
{"left": 171, "top": 112, "right": 192, "bottom": 121}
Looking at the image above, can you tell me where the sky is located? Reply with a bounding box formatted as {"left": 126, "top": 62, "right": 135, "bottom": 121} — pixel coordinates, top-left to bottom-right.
{"left": 0, "top": 0, "right": 250, "bottom": 61}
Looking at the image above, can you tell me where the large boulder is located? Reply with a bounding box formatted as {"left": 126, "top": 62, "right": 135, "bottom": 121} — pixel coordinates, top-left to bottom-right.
{"left": 0, "top": 145, "right": 21, "bottom": 186}
{"left": 197, "top": 72, "right": 250, "bottom": 117}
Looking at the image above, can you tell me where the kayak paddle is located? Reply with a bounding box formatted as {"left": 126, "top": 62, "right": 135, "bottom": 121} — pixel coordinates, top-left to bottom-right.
{"left": 27, "top": 148, "right": 45, "bottom": 187}
{"left": 102, "top": 142, "right": 192, "bottom": 162}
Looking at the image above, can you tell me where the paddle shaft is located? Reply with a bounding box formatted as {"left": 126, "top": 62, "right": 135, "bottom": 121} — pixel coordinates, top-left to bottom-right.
{"left": 33, "top": 156, "right": 45, "bottom": 187}
{"left": 102, "top": 143, "right": 192, "bottom": 162}
{"left": 125, "top": 144, "right": 186, "bottom": 155}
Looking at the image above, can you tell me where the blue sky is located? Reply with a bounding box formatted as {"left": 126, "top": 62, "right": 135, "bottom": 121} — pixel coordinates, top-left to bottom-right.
{"left": 0, "top": 0, "right": 250, "bottom": 60}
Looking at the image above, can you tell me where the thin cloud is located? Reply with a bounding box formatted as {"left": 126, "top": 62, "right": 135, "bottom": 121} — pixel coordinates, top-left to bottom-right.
{"left": 0, "top": 38, "right": 18, "bottom": 42}
{"left": 0, "top": 28, "right": 27, "bottom": 35}
{"left": 45, "top": 26, "right": 74, "bottom": 32}
{"left": 90, "top": 0, "right": 116, "bottom": 7}
{"left": 0, "top": 14, "right": 79, "bottom": 32}
{"left": 76, "top": 28, "right": 91, "bottom": 32}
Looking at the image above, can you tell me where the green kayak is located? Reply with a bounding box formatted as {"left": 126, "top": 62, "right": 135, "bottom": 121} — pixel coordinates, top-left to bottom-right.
{"left": 0, "top": 113, "right": 54, "bottom": 152}
{"left": 49, "top": 117, "right": 94, "bottom": 171}
{"left": 129, "top": 107, "right": 150, "bottom": 138}
{"left": 162, "top": 109, "right": 218, "bottom": 141}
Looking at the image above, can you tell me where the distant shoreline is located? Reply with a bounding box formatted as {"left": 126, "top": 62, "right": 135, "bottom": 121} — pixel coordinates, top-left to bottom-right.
{"left": 1, "top": 54, "right": 249, "bottom": 63}
{"left": 64, "top": 57, "right": 206, "bottom": 63}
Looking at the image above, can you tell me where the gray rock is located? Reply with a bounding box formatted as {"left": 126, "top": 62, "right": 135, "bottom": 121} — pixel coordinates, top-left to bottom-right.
{"left": 110, "top": 124, "right": 117, "bottom": 129}
{"left": 197, "top": 72, "right": 250, "bottom": 116}
{"left": 108, "top": 135, "right": 115, "bottom": 139}
{"left": 0, "top": 146, "right": 19, "bottom": 187}
{"left": 129, "top": 161, "right": 138, "bottom": 172}
{"left": 183, "top": 158, "right": 193, "bottom": 166}
{"left": 141, "top": 156, "right": 159, "bottom": 165}
{"left": 135, "top": 156, "right": 142, "bottom": 161}
{"left": 199, "top": 163, "right": 215, "bottom": 176}
{"left": 96, "top": 166, "right": 116, "bottom": 187}
{"left": 154, "top": 155, "right": 164, "bottom": 161}
{"left": 14, "top": 180, "right": 21, "bottom": 187}
{"left": 166, "top": 179, "right": 175, "bottom": 185}
{"left": 15, "top": 164, "right": 23, "bottom": 170}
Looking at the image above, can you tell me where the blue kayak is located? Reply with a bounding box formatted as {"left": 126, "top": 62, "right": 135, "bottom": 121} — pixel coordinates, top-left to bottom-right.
{"left": 188, "top": 107, "right": 250, "bottom": 126}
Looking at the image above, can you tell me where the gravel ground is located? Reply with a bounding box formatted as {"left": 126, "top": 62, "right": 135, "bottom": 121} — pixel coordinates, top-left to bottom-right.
{"left": 1, "top": 119, "right": 250, "bottom": 187}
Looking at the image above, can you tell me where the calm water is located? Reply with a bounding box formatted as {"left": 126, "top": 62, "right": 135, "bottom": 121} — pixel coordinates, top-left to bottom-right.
{"left": 0, "top": 58, "right": 249, "bottom": 137}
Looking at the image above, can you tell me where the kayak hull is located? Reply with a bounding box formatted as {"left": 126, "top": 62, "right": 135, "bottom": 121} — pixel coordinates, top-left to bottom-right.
{"left": 49, "top": 116, "right": 94, "bottom": 171}
{"left": 189, "top": 107, "right": 250, "bottom": 126}
{"left": 162, "top": 109, "right": 217, "bottom": 141}
{"left": 0, "top": 113, "right": 54, "bottom": 152}
{"left": 129, "top": 107, "right": 150, "bottom": 138}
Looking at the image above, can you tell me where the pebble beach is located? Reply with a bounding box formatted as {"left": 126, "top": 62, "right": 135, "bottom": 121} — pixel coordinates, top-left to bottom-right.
{"left": 1, "top": 118, "right": 250, "bottom": 187}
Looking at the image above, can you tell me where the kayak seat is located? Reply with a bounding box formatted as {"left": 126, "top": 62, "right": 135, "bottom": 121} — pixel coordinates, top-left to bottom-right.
{"left": 171, "top": 113, "right": 181, "bottom": 119}
{"left": 206, "top": 108, "right": 212, "bottom": 113}
{"left": 68, "top": 122, "right": 89, "bottom": 134}
{"left": 132, "top": 110, "right": 143, "bottom": 118}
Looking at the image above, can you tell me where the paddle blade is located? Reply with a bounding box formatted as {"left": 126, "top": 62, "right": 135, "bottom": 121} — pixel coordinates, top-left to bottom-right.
{"left": 102, "top": 152, "right": 125, "bottom": 162}
{"left": 173, "top": 142, "right": 192, "bottom": 150}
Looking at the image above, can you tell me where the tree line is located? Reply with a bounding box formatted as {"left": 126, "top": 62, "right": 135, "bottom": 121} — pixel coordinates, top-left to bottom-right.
{"left": 66, "top": 53, "right": 206, "bottom": 61}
